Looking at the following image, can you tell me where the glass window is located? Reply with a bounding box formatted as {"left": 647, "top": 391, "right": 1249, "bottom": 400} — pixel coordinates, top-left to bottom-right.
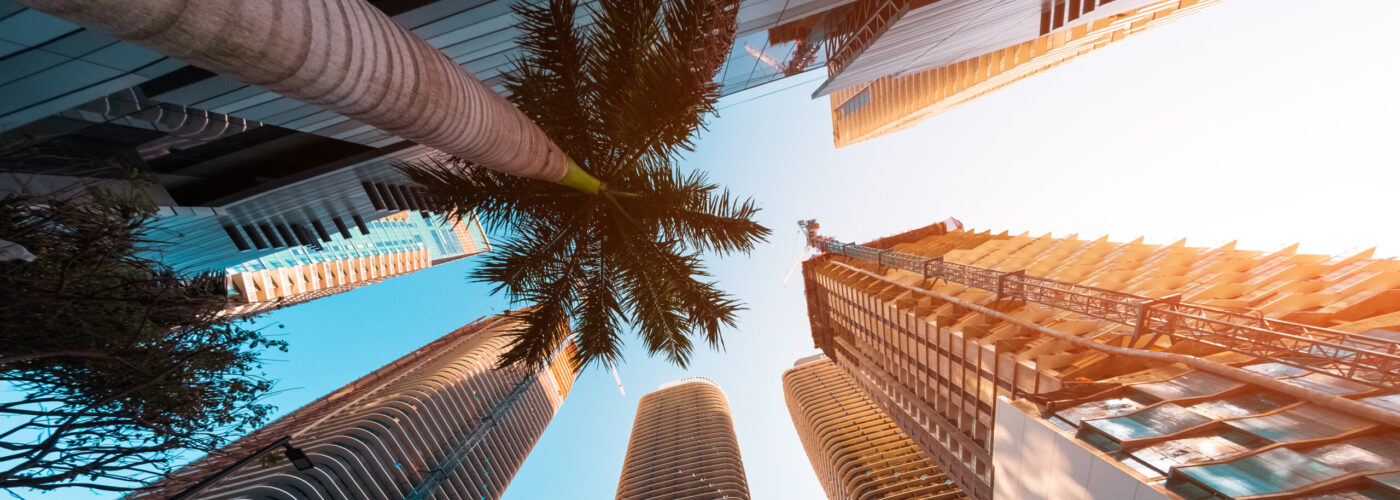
{"left": 1227, "top": 404, "right": 1371, "bottom": 443}
{"left": 1172, "top": 448, "right": 1346, "bottom": 498}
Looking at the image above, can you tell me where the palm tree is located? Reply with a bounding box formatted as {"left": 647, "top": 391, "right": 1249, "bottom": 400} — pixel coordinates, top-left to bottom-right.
{"left": 401, "top": 0, "right": 770, "bottom": 369}
{"left": 16, "top": 0, "right": 596, "bottom": 187}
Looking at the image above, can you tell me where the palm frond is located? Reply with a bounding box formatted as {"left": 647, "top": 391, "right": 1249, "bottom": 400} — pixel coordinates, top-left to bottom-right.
{"left": 571, "top": 249, "right": 627, "bottom": 369}
{"left": 497, "top": 304, "right": 574, "bottom": 369}
{"left": 615, "top": 234, "right": 696, "bottom": 367}
{"left": 494, "top": 242, "right": 588, "bottom": 368}
{"left": 403, "top": 0, "right": 767, "bottom": 369}
{"left": 468, "top": 216, "right": 584, "bottom": 299}
{"left": 624, "top": 165, "right": 770, "bottom": 255}
{"left": 586, "top": 0, "right": 664, "bottom": 173}
{"left": 506, "top": 0, "right": 600, "bottom": 158}
{"left": 397, "top": 156, "right": 579, "bottom": 233}
{"left": 603, "top": 0, "right": 739, "bottom": 167}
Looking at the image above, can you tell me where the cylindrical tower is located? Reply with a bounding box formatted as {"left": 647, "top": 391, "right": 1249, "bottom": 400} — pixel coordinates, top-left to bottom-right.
{"left": 784, "top": 354, "right": 966, "bottom": 500}
{"left": 615, "top": 377, "right": 750, "bottom": 500}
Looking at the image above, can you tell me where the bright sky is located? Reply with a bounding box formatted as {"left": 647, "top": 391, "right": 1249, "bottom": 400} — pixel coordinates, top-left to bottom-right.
{"left": 33, "top": 0, "right": 1400, "bottom": 498}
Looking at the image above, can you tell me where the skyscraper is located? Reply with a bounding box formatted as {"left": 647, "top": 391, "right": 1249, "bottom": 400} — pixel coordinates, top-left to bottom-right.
{"left": 616, "top": 377, "right": 750, "bottom": 500}
{"left": 800, "top": 218, "right": 1400, "bottom": 498}
{"left": 1, "top": 0, "right": 848, "bottom": 139}
{"left": 824, "top": 0, "right": 1221, "bottom": 147}
{"left": 132, "top": 312, "right": 578, "bottom": 500}
{"left": 1, "top": 0, "right": 855, "bottom": 277}
{"left": 755, "top": 0, "right": 1222, "bottom": 147}
{"left": 221, "top": 210, "right": 490, "bottom": 318}
{"left": 994, "top": 359, "right": 1400, "bottom": 499}
{"left": 784, "top": 354, "right": 966, "bottom": 500}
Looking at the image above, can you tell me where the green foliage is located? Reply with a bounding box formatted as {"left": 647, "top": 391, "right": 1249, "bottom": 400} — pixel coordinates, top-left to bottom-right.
{"left": 0, "top": 190, "right": 286, "bottom": 492}
{"left": 401, "top": 0, "right": 769, "bottom": 370}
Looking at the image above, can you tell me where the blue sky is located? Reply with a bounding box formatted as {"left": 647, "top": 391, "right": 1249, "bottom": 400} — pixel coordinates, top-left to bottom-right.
{"left": 29, "top": 0, "right": 1400, "bottom": 498}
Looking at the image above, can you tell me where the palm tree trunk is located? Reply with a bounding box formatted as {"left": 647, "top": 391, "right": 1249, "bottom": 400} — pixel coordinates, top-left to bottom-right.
{"left": 18, "top": 0, "right": 599, "bottom": 189}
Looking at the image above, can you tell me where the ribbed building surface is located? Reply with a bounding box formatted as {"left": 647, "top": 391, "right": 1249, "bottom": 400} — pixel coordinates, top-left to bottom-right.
{"left": 132, "top": 313, "right": 578, "bottom": 500}
{"left": 802, "top": 220, "right": 1400, "bottom": 498}
{"left": 616, "top": 378, "right": 750, "bottom": 500}
{"left": 826, "top": 0, "right": 1220, "bottom": 147}
{"left": 784, "top": 354, "right": 966, "bottom": 500}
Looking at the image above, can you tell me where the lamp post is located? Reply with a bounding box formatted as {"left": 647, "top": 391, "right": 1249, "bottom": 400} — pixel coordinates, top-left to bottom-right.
{"left": 168, "top": 435, "right": 314, "bottom": 499}
{"left": 283, "top": 443, "right": 315, "bottom": 471}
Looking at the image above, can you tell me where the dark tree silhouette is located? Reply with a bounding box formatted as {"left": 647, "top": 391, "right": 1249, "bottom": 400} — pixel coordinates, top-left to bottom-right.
{"left": 0, "top": 190, "right": 286, "bottom": 492}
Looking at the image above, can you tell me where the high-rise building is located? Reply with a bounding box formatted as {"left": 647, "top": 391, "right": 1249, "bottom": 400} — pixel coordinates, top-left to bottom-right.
{"left": 824, "top": 0, "right": 1220, "bottom": 147}
{"left": 0, "top": 0, "right": 855, "bottom": 276}
{"left": 995, "top": 359, "right": 1400, "bottom": 499}
{"left": 616, "top": 377, "right": 750, "bottom": 500}
{"left": 783, "top": 353, "right": 966, "bottom": 500}
{"left": 800, "top": 218, "right": 1400, "bottom": 498}
{"left": 221, "top": 210, "right": 490, "bottom": 318}
{"left": 1, "top": 0, "right": 850, "bottom": 138}
{"left": 757, "top": 0, "right": 1222, "bottom": 147}
{"left": 132, "top": 312, "right": 579, "bottom": 500}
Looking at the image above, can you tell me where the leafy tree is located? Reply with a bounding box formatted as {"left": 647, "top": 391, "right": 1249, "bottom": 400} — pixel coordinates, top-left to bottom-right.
{"left": 402, "top": 0, "right": 769, "bottom": 369}
{"left": 0, "top": 190, "right": 285, "bottom": 492}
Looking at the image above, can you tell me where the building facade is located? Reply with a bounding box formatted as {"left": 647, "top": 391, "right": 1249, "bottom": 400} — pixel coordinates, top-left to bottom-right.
{"left": 616, "top": 378, "right": 750, "bottom": 500}
{"left": 1, "top": 0, "right": 860, "bottom": 276}
{"left": 801, "top": 219, "right": 1400, "bottom": 498}
{"left": 758, "top": 0, "right": 1223, "bottom": 147}
{"left": 132, "top": 312, "right": 579, "bottom": 500}
{"left": 784, "top": 354, "right": 966, "bottom": 500}
{"left": 1, "top": 0, "right": 852, "bottom": 137}
{"left": 221, "top": 210, "right": 490, "bottom": 318}
{"left": 994, "top": 361, "right": 1400, "bottom": 499}
{"left": 825, "top": 0, "right": 1221, "bottom": 147}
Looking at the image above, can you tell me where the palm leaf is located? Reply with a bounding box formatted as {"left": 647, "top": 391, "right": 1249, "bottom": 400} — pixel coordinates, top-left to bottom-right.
{"left": 402, "top": 0, "right": 767, "bottom": 369}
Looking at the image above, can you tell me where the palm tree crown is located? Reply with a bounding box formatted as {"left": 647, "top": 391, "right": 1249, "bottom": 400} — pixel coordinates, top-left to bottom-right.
{"left": 403, "top": 0, "right": 770, "bottom": 370}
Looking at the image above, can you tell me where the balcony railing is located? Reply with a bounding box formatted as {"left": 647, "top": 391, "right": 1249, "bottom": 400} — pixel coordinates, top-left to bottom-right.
{"left": 805, "top": 227, "right": 1400, "bottom": 388}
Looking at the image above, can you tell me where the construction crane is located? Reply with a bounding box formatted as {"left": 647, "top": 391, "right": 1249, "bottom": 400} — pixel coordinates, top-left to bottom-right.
{"left": 798, "top": 219, "right": 1400, "bottom": 388}
{"left": 744, "top": 44, "right": 785, "bottom": 73}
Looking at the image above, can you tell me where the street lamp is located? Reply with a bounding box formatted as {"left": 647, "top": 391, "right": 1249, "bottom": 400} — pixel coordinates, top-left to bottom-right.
{"left": 283, "top": 443, "right": 315, "bottom": 471}
{"left": 170, "top": 435, "right": 303, "bottom": 499}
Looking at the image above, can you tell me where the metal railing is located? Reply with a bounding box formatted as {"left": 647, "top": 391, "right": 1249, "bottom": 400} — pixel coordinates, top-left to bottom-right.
{"left": 803, "top": 224, "right": 1400, "bottom": 387}
{"left": 823, "top": 0, "right": 910, "bottom": 80}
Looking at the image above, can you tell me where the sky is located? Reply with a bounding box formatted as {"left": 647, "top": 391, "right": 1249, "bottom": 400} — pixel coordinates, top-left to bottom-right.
{"left": 28, "top": 0, "right": 1400, "bottom": 498}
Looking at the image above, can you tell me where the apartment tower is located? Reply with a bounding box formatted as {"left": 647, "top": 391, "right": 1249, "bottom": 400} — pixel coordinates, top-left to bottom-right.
{"left": 825, "top": 0, "right": 1222, "bottom": 147}
{"left": 784, "top": 354, "right": 966, "bottom": 500}
{"left": 801, "top": 218, "right": 1400, "bottom": 498}
{"left": 133, "top": 312, "right": 578, "bottom": 500}
{"left": 616, "top": 378, "right": 750, "bottom": 500}
{"left": 755, "top": 0, "right": 1221, "bottom": 147}
{"left": 221, "top": 210, "right": 490, "bottom": 318}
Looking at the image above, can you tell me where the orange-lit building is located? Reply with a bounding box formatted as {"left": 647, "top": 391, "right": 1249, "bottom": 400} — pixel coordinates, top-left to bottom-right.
{"left": 763, "top": 0, "right": 1222, "bottom": 147}
{"left": 825, "top": 0, "right": 1220, "bottom": 147}
{"left": 133, "top": 312, "right": 578, "bottom": 500}
{"left": 784, "top": 354, "right": 967, "bottom": 500}
{"left": 616, "top": 378, "right": 751, "bottom": 500}
{"left": 801, "top": 218, "right": 1400, "bottom": 498}
{"left": 221, "top": 210, "right": 489, "bottom": 318}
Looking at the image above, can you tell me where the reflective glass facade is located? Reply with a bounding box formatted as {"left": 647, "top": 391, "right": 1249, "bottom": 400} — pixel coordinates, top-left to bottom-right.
{"left": 226, "top": 211, "right": 485, "bottom": 275}
{"left": 221, "top": 211, "right": 489, "bottom": 318}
